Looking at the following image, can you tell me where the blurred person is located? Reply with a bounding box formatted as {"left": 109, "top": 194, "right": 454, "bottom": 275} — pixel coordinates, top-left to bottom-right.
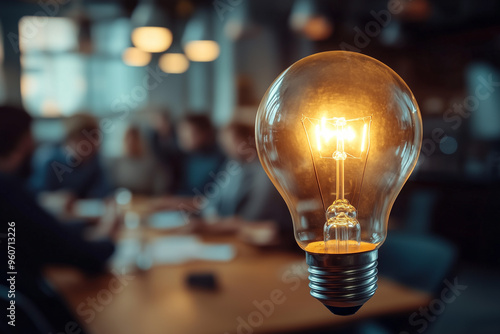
{"left": 30, "top": 113, "right": 112, "bottom": 199}
{"left": 173, "top": 114, "right": 225, "bottom": 195}
{"left": 0, "top": 106, "right": 115, "bottom": 334}
{"left": 202, "top": 122, "right": 293, "bottom": 246}
{"left": 147, "top": 108, "right": 177, "bottom": 165}
{"left": 108, "top": 124, "right": 169, "bottom": 195}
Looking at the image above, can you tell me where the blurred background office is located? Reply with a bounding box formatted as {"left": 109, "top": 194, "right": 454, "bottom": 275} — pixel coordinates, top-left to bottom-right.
{"left": 0, "top": 0, "right": 499, "bottom": 334}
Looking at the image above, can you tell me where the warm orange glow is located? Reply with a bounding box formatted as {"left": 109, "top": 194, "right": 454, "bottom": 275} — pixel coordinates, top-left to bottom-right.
{"left": 20, "top": 74, "right": 38, "bottom": 98}
{"left": 303, "top": 16, "right": 333, "bottom": 41}
{"left": 315, "top": 124, "right": 321, "bottom": 151}
{"left": 132, "top": 27, "right": 172, "bottom": 53}
{"left": 184, "top": 40, "right": 220, "bottom": 62}
{"left": 256, "top": 51, "right": 422, "bottom": 257}
{"left": 41, "top": 99, "right": 61, "bottom": 117}
{"left": 305, "top": 240, "right": 377, "bottom": 254}
{"left": 159, "top": 53, "right": 190, "bottom": 74}
{"left": 122, "top": 47, "right": 152, "bottom": 67}
{"left": 361, "top": 123, "right": 368, "bottom": 152}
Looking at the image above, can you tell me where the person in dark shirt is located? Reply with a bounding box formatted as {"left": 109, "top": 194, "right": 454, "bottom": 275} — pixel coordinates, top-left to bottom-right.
{"left": 173, "top": 114, "right": 226, "bottom": 195}
{"left": 0, "top": 106, "right": 114, "bottom": 334}
{"left": 202, "top": 122, "right": 294, "bottom": 246}
{"left": 147, "top": 109, "right": 177, "bottom": 184}
{"left": 109, "top": 124, "right": 169, "bottom": 194}
{"left": 30, "top": 113, "right": 112, "bottom": 199}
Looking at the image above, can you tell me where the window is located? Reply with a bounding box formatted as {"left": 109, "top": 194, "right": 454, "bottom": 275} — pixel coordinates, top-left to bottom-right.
{"left": 19, "top": 15, "right": 146, "bottom": 117}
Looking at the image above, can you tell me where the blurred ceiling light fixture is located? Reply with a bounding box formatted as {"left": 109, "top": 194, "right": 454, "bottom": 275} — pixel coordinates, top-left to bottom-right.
{"left": 289, "top": 0, "right": 333, "bottom": 41}
{"left": 132, "top": 27, "right": 172, "bottom": 53}
{"left": 131, "top": 0, "right": 173, "bottom": 53}
{"left": 182, "top": 8, "right": 220, "bottom": 62}
{"left": 159, "top": 26, "right": 190, "bottom": 74}
{"left": 122, "top": 47, "right": 152, "bottom": 66}
{"left": 184, "top": 41, "right": 219, "bottom": 62}
{"left": 159, "top": 53, "right": 190, "bottom": 73}
{"left": 159, "top": 28, "right": 190, "bottom": 74}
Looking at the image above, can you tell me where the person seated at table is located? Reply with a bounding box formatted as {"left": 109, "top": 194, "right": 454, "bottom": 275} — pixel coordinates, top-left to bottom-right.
{"left": 173, "top": 114, "right": 225, "bottom": 195}
{"left": 108, "top": 124, "right": 169, "bottom": 195}
{"left": 202, "top": 121, "right": 294, "bottom": 246}
{"left": 30, "top": 112, "right": 113, "bottom": 199}
{"left": 0, "top": 105, "right": 116, "bottom": 334}
{"left": 146, "top": 107, "right": 178, "bottom": 173}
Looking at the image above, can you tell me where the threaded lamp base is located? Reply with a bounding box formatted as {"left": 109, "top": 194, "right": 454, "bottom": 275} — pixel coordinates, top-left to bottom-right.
{"left": 306, "top": 249, "right": 378, "bottom": 316}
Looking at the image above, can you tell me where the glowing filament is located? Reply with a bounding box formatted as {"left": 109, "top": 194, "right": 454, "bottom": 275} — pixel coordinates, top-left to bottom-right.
{"left": 301, "top": 114, "right": 372, "bottom": 255}
{"left": 342, "top": 127, "right": 356, "bottom": 141}
{"left": 316, "top": 117, "right": 356, "bottom": 153}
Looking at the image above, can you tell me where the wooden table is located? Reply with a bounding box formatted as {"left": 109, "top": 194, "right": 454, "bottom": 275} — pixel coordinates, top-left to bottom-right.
{"left": 48, "top": 233, "right": 432, "bottom": 334}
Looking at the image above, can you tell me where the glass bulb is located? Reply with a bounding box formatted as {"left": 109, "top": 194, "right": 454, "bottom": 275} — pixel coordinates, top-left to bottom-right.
{"left": 255, "top": 51, "right": 422, "bottom": 315}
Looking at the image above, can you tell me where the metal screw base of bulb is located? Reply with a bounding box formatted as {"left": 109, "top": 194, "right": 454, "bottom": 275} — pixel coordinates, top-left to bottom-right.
{"left": 306, "top": 249, "right": 378, "bottom": 316}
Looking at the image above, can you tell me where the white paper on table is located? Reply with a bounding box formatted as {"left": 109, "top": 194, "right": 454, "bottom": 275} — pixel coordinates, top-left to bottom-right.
{"left": 149, "top": 236, "right": 236, "bottom": 263}
{"left": 147, "top": 211, "right": 188, "bottom": 229}
{"left": 194, "top": 244, "right": 235, "bottom": 262}
{"left": 109, "top": 236, "right": 236, "bottom": 268}
{"left": 73, "top": 199, "right": 106, "bottom": 218}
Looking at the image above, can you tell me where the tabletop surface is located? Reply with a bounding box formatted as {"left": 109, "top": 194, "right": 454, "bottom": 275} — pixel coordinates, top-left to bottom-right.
{"left": 48, "top": 232, "right": 432, "bottom": 334}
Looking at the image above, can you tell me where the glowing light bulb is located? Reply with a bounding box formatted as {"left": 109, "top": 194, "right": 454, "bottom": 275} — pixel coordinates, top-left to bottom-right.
{"left": 255, "top": 51, "right": 422, "bottom": 315}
